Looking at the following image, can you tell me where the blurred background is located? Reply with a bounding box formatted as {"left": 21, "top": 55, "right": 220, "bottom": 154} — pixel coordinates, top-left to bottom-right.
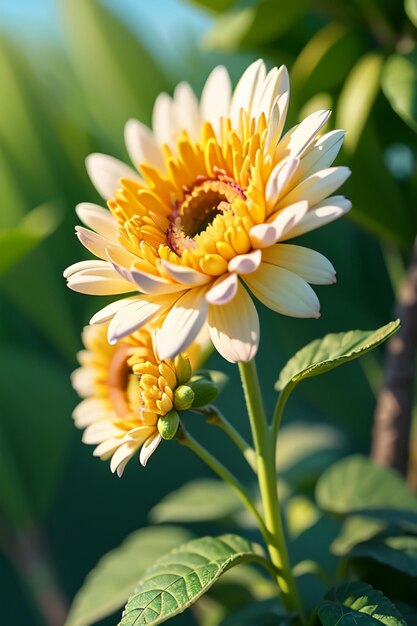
{"left": 1, "top": 0, "right": 416, "bottom": 624}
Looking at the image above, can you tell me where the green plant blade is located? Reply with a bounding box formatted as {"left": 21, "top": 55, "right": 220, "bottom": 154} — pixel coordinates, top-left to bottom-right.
{"left": 316, "top": 455, "right": 417, "bottom": 520}
{"left": 0, "top": 346, "right": 73, "bottom": 528}
{"left": 382, "top": 52, "right": 417, "bottom": 134}
{"left": 119, "top": 534, "right": 266, "bottom": 626}
{"left": 348, "top": 536, "right": 417, "bottom": 577}
{"left": 0, "top": 204, "right": 61, "bottom": 276}
{"left": 275, "top": 320, "right": 399, "bottom": 392}
{"left": 150, "top": 479, "right": 242, "bottom": 523}
{"left": 65, "top": 526, "right": 193, "bottom": 626}
{"left": 331, "top": 516, "right": 388, "bottom": 556}
{"left": 337, "top": 52, "right": 383, "bottom": 153}
{"left": 318, "top": 582, "right": 406, "bottom": 625}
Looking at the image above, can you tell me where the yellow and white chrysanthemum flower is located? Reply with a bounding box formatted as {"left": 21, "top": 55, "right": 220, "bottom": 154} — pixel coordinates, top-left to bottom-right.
{"left": 71, "top": 323, "right": 206, "bottom": 476}
{"left": 65, "top": 59, "right": 351, "bottom": 363}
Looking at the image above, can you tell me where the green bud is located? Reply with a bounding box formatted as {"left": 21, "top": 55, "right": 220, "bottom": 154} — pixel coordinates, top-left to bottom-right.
{"left": 157, "top": 410, "right": 180, "bottom": 440}
{"left": 174, "top": 385, "right": 195, "bottom": 411}
{"left": 189, "top": 378, "right": 219, "bottom": 407}
{"left": 174, "top": 354, "right": 192, "bottom": 385}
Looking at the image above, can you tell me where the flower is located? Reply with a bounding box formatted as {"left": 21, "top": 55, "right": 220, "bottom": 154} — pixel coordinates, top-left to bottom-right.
{"left": 71, "top": 323, "right": 206, "bottom": 476}
{"left": 65, "top": 59, "right": 351, "bottom": 362}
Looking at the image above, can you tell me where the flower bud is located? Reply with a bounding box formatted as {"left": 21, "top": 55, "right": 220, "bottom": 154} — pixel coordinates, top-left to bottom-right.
{"left": 157, "top": 410, "right": 180, "bottom": 440}
{"left": 174, "top": 354, "right": 192, "bottom": 385}
{"left": 174, "top": 385, "right": 195, "bottom": 411}
{"left": 189, "top": 378, "right": 219, "bottom": 407}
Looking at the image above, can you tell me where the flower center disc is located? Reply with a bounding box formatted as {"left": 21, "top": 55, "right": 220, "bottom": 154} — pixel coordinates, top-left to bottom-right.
{"left": 167, "top": 176, "right": 245, "bottom": 255}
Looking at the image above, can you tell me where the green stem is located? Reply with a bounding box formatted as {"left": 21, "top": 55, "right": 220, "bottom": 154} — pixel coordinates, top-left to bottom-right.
{"left": 239, "top": 360, "right": 305, "bottom": 621}
{"left": 177, "top": 427, "right": 267, "bottom": 536}
{"left": 195, "top": 406, "right": 257, "bottom": 473}
{"left": 272, "top": 385, "right": 293, "bottom": 444}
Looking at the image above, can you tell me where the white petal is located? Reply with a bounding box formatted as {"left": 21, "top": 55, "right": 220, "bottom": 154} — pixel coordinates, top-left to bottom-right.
{"left": 277, "top": 110, "right": 331, "bottom": 160}
{"left": 71, "top": 367, "right": 96, "bottom": 398}
{"left": 89, "top": 296, "right": 142, "bottom": 325}
{"left": 110, "top": 441, "right": 139, "bottom": 477}
{"left": 265, "top": 92, "right": 289, "bottom": 154}
{"left": 75, "top": 203, "right": 118, "bottom": 241}
{"left": 106, "top": 245, "right": 137, "bottom": 284}
{"left": 156, "top": 288, "right": 209, "bottom": 360}
{"left": 85, "top": 153, "right": 142, "bottom": 200}
{"left": 75, "top": 226, "right": 110, "bottom": 260}
{"left": 108, "top": 294, "right": 177, "bottom": 344}
{"left": 160, "top": 259, "right": 211, "bottom": 286}
{"left": 173, "top": 82, "right": 201, "bottom": 141}
{"left": 284, "top": 196, "right": 352, "bottom": 239}
{"left": 262, "top": 244, "right": 336, "bottom": 285}
{"left": 73, "top": 398, "right": 111, "bottom": 427}
{"left": 230, "top": 59, "right": 266, "bottom": 127}
{"left": 124, "top": 119, "right": 165, "bottom": 171}
{"left": 244, "top": 263, "right": 320, "bottom": 318}
{"left": 140, "top": 432, "right": 162, "bottom": 467}
{"left": 93, "top": 438, "right": 122, "bottom": 460}
{"left": 200, "top": 65, "right": 232, "bottom": 134}
{"left": 295, "top": 130, "right": 345, "bottom": 183}
{"left": 278, "top": 166, "right": 351, "bottom": 208}
{"left": 152, "top": 92, "right": 175, "bottom": 147}
{"left": 67, "top": 265, "right": 136, "bottom": 295}
{"left": 64, "top": 260, "right": 109, "bottom": 279}
{"left": 131, "top": 268, "right": 187, "bottom": 294}
{"left": 266, "top": 157, "right": 300, "bottom": 208}
{"left": 208, "top": 282, "right": 259, "bottom": 363}
{"left": 249, "top": 201, "right": 309, "bottom": 249}
{"left": 252, "top": 65, "right": 289, "bottom": 121}
{"left": 83, "top": 421, "right": 122, "bottom": 445}
{"left": 228, "top": 249, "right": 262, "bottom": 274}
{"left": 206, "top": 273, "right": 238, "bottom": 305}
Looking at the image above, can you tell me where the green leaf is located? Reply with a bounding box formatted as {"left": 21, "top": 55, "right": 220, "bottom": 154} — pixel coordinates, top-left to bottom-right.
{"left": 318, "top": 582, "right": 407, "bottom": 625}
{"left": 337, "top": 52, "right": 383, "bottom": 153}
{"left": 382, "top": 52, "right": 417, "bottom": 134}
{"left": 0, "top": 204, "right": 61, "bottom": 276}
{"left": 203, "top": 0, "right": 308, "bottom": 51}
{"left": 219, "top": 598, "right": 287, "bottom": 626}
{"left": 0, "top": 346, "right": 73, "bottom": 528}
{"left": 65, "top": 526, "right": 193, "bottom": 626}
{"left": 276, "top": 320, "right": 399, "bottom": 392}
{"left": 187, "top": 0, "right": 234, "bottom": 12}
{"left": 316, "top": 455, "right": 417, "bottom": 522}
{"left": 58, "top": 0, "right": 167, "bottom": 144}
{"left": 276, "top": 422, "right": 346, "bottom": 487}
{"left": 405, "top": 0, "right": 417, "bottom": 28}
{"left": 331, "top": 516, "right": 388, "bottom": 556}
{"left": 150, "top": 479, "right": 243, "bottom": 523}
{"left": 349, "top": 536, "right": 417, "bottom": 577}
{"left": 119, "top": 534, "right": 266, "bottom": 626}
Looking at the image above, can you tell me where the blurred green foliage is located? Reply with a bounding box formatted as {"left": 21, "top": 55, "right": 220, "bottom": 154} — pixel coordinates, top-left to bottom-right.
{"left": 0, "top": 0, "right": 416, "bottom": 624}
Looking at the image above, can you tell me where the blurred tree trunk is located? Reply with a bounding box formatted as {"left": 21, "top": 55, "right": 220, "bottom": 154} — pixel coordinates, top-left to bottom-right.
{"left": 371, "top": 239, "right": 417, "bottom": 480}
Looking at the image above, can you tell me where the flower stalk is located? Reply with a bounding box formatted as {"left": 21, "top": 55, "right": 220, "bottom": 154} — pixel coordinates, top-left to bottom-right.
{"left": 238, "top": 360, "right": 305, "bottom": 622}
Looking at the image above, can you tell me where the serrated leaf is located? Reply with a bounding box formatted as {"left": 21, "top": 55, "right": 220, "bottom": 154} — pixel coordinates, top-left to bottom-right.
{"left": 119, "top": 534, "right": 266, "bottom": 626}
{"left": 318, "top": 582, "right": 407, "bottom": 625}
{"left": 349, "top": 536, "right": 417, "bottom": 577}
{"left": 276, "top": 320, "right": 399, "bottom": 392}
{"left": 316, "top": 455, "right": 417, "bottom": 522}
{"left": 382, "top": 52, "right": 417, "bottom": 134}
{"left": 65, "top": 526, "right": 192, "bottom": 626}
{"left": 150, "top": 479, "right": 242, "bottom": 523}
{"left": 337, "top": 52, "right": 383, "bottom": 153}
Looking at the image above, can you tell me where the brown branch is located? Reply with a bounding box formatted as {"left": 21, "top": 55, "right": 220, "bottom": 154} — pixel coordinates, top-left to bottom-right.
{"left": 371, "top": 239, "right": 417, "bottom": 478}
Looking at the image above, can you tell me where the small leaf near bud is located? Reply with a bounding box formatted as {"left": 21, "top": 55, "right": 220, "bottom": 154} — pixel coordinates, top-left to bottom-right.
{"left": 174, "top": 354, "right": 192, "bottom": 385}
{"left": 157, "top": 410, "right": 180, "bottom": 440}
{"left": 189, "top": 378, "right": 219, "bottom": 407}
{"left": 174, "top": 385, "right": 195, "bottom": 411}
